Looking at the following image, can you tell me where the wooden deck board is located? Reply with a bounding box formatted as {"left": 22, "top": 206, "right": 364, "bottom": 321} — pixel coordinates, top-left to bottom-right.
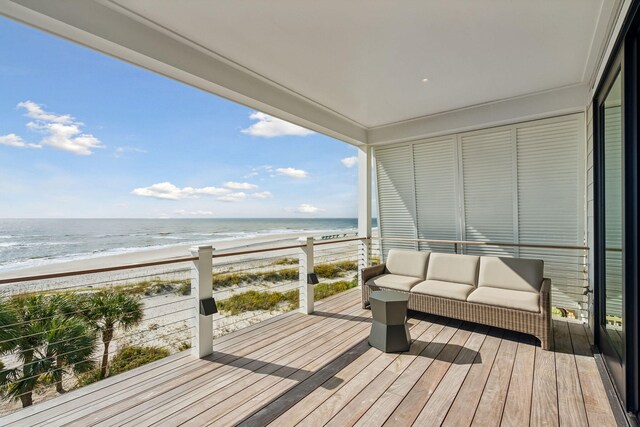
{"left": 554, "top": 320, "right": 589, "bottom": 427}
{"left": 500, "top": 334, "right": 536, "bottom": 427}
{"left": 0, "top": 289, "right": 621, "bottom": 427}
{"left": 567, "top": 322, "right": 617, "bottom": 427}
{"left": 471, "top": 331, "right": 519, "bottom": 426}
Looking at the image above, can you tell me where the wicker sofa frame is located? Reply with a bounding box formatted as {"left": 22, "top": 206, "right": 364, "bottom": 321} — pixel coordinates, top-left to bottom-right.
{"left": 361, "top": 263, "right": 552, "bottom": 350}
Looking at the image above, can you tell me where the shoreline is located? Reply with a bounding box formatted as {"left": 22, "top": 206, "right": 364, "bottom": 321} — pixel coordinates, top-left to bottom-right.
{"left": 0, "top": 230, "right": 356, "bottom": 281}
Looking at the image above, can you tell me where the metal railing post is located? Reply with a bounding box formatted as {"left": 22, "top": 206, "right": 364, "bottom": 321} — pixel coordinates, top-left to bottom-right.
{"left": 190, "top": 245, "right": 214, "bottom": 358}
{"left": 358, "top": 238, "right": 371, "bottom": 287}
{"left": 298, "top": 237, "right": 314, "bottom": 314}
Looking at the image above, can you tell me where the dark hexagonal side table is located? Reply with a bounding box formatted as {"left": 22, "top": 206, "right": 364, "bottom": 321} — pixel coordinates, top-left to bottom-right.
{"left": 368, "top": 290, "right": 411, "bottom": 352}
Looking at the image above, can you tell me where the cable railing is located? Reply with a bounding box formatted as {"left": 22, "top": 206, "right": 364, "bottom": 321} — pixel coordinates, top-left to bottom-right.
{"left": 0, "top": 233, "right": 367, "bottom": 415}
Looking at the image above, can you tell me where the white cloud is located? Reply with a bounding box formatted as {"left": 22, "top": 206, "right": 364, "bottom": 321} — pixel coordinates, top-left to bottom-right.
{"left": 218, "top": 192, "right": 247, "bottom": 202}
{"left": 17, "top": 101, "right": 73, "bottom": 124}
{"left": 241, "top": 111, "right": 315, "bottom": 138}
{"left": 341, "top": 156, "right": 358, "bottom": 168}
{"left": 223, "top": 181, "right": 258, "bottom": 190}
{"left": 174, "top": 209, "right": 214, "bottom": 216}
{"left": 286, "top": 203, "right": 325, "bottom": 214}
{"left": 115, "top": 146, "right": 147, "bottom": 158}
{"left": 6, "top": 101, "right": 106, "bottom": 155}
{"left": 0, "top": 133, "right": 37, "bottom": 148}
{"left": 131, "top": 182, "right": 230, "bottom": 200}
{"left": 276, "top": 167, "right": 308, "bottom": 179}
{"left": 251, "top": 191, "right": 273, "bottom": 199}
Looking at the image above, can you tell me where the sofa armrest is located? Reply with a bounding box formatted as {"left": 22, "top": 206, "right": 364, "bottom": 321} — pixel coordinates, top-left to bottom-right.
{"left": 362, "top": 263, "right": 386, "bottom": 285}
{"left": 539, "top": 278, "right": 551, "bottom": 314}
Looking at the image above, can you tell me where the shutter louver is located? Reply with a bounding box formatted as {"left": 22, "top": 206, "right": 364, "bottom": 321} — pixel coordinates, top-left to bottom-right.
{"left": 460, "top": 130, "right": 516, "bottom": 257}
{"left": 375, "top": 145, "right": 418, "bottom": 259}
{"left": 517, "top": 117, "right": 587, "bottom": 314}
{"left": 413, "top": 137, "right": 458, "bottom": 253}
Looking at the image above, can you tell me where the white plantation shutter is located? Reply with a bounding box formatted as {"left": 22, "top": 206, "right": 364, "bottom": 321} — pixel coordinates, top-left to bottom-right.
{"left": 412, "top": 137, "right": 459, "bottom": 253}
{"left": 460, "top": 129, "right": 516, "bottom": 257}
{"left": 516, "top": 116, "right": 587, "bottom": 313}
{"left": 375, "top": 145, "right": 418, "bottom": 258}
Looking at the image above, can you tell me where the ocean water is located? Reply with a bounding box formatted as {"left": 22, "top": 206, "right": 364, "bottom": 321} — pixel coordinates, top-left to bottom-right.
{"left": 0, "top": 218, "right": 374, "bottom": 272}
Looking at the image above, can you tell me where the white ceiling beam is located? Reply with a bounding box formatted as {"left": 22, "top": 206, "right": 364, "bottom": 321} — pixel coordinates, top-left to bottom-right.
{"left": 1, "top": 0, "right": 368, "bottom": 145}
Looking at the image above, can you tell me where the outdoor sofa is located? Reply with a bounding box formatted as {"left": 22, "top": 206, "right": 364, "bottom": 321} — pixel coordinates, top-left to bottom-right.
{"left": 361, "top": 249, "right": 552, "bottom": 350}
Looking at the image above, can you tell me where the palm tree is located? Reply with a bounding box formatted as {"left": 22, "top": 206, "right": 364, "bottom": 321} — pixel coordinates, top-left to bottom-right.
{"left": 46, "top": 316, "right": 96, "bottom": 393}
{"left": 0, "top": 296, "right": 18, "bottom": 353}
{"left": 82, "top": 291, "right": 143, "bottom": 379}
{"left": 0, "top": 297, "right": 18, "bottom": 401}
{"left": 0, "top": 294, "right": 96, "bottom": 407}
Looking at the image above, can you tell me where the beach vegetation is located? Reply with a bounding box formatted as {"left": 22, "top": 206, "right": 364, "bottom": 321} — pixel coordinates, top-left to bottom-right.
{"left": 80, "top": 291, "right": 143, "bottom": 379}
{"left": 217, "top": 290, "right": 298, "bottom": 315}
{"left": 313, "top": 278, "right": 358, "bottom": 300}
{"left": 270, "top": 257, "right": 297, "bottom": 266}
{"left": 313, "top": 260, "right": 358, "bottom": 279}
{"left": 177, "top": 282, "right": 191, "bottom": 296}
{"left": 108, "top": 346, "right": 170, "bottom": 376}
{"left": 0, "top": 295, "right": 96, "bottom": 407}
{"left": 210, "top": 260, "right": 358, "bottom": 290}
{"left": 216, "top": 279, "right": 358, "bottom": 315}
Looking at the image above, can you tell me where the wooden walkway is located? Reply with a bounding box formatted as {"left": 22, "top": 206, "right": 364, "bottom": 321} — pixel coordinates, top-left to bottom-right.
{"left": 0, "top": 288, "right": 619, "bottom": 427}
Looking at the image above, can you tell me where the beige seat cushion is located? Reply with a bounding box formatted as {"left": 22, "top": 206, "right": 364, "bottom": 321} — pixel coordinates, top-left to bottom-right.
{"left": 366, "top": 273, "right": 422, "bottom": 292}
{"left": 386, "top": 249, "right": 430, "bottom": 279}
{"left": 411, "top": 280, "right": 475, "bottom": 301}
{"left": 426, "top": 253, "right": 480, "bottom": 286}
{"left": 478, "top": 257, "right": 544, "bottom": 293}
{"left": 467, "top": 287, "right": 540, "bottom": 313}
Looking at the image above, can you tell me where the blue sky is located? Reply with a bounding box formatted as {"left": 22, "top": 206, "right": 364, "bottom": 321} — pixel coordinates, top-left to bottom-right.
{"left": 0, "top": 17, "right": 361, "bottom": 218}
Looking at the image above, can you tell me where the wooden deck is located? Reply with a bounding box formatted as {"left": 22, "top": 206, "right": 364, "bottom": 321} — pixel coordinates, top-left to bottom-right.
{"left": 0, "top": 288, "right": 619, "bottom": 427}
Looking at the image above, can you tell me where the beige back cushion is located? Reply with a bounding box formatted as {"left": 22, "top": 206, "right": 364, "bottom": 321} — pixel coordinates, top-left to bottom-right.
{"left": 386, "top": 249, "right": 430, "bottom": 279}
{"left": 426, "top": 253, "right": 480, "bottom": 286}
{"left": 478, "top": 256, "right": 544, "bottom": 293}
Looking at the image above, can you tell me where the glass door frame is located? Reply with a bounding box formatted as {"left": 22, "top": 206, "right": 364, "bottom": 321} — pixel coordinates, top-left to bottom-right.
{"left": 594, "top": 49, "right": 625, "bottom": 400}
{"left": 594, "top": 2, "right": 640, "bottom": 419}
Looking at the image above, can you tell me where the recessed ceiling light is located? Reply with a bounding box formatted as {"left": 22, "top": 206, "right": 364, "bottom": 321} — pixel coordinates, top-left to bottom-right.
{"left": 421, "top": 78, "right": 429, "bottom": 83}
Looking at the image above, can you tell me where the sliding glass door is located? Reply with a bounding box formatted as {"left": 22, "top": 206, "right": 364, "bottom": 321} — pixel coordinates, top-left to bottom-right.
{"left": 596, "top": 65, "right": 625, "bottom": 394}
{"left": 594, "top": 4, "right": 639, "bottom": 419}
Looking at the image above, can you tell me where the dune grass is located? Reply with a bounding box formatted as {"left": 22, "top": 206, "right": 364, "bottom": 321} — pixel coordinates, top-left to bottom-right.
{"left": 216, "top": 278, "right": 358, "bottom": 315}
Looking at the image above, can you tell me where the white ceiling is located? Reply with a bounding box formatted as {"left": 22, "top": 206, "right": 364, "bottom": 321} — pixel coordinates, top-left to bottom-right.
{"left": 109, "top": 0, "right": 609, "bottom": 128}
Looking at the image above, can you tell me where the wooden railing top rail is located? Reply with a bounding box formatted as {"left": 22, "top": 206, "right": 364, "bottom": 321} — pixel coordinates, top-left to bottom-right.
{"left": 374, "top": 236, "right": 589, "bottom": 251}
{"left": 0, "top": 237, "right": 365, "bottom": 285}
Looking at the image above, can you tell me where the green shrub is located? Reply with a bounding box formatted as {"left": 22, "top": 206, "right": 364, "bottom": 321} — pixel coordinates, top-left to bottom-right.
{"left": 210, "top": 260, "right": 358, "bottom": 291}
{"left": 109, "top": 346, "right": 170, "bottom": 376}
{"left": 177, "top": 341, "right": 191, "bottom": 352}
{"left": 270, "top": 257, "right": 297, "bottom": 266}
{"left": 217, "top": 290, "right": 298, "bottom": 315}
{"left": 76, "top": 370, "right": 101, "bottom": 387}
{"left": 177, "top": 282, "right": 191, "bottom": 296}
{"left": 314, "top": 279, "right": 358, "bottom": 300}
{"left": 314, "top": 260, "right": 357, "bottom": 279}
{"left": 211, "top": 268, "right": 298, "bottom": 289}
{"left": 216, "top": 278, "right": 358, "bottom": 315}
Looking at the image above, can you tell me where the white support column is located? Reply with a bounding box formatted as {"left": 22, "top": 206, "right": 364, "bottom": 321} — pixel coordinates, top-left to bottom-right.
{"left": 299, "top": 236, "right": 314, "bottom": 314}
{"left": 190, "top": 245, "right": 214, "bottom": 358}
{"left": 358, "top": 144, "right": 373, "bottom": 287}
